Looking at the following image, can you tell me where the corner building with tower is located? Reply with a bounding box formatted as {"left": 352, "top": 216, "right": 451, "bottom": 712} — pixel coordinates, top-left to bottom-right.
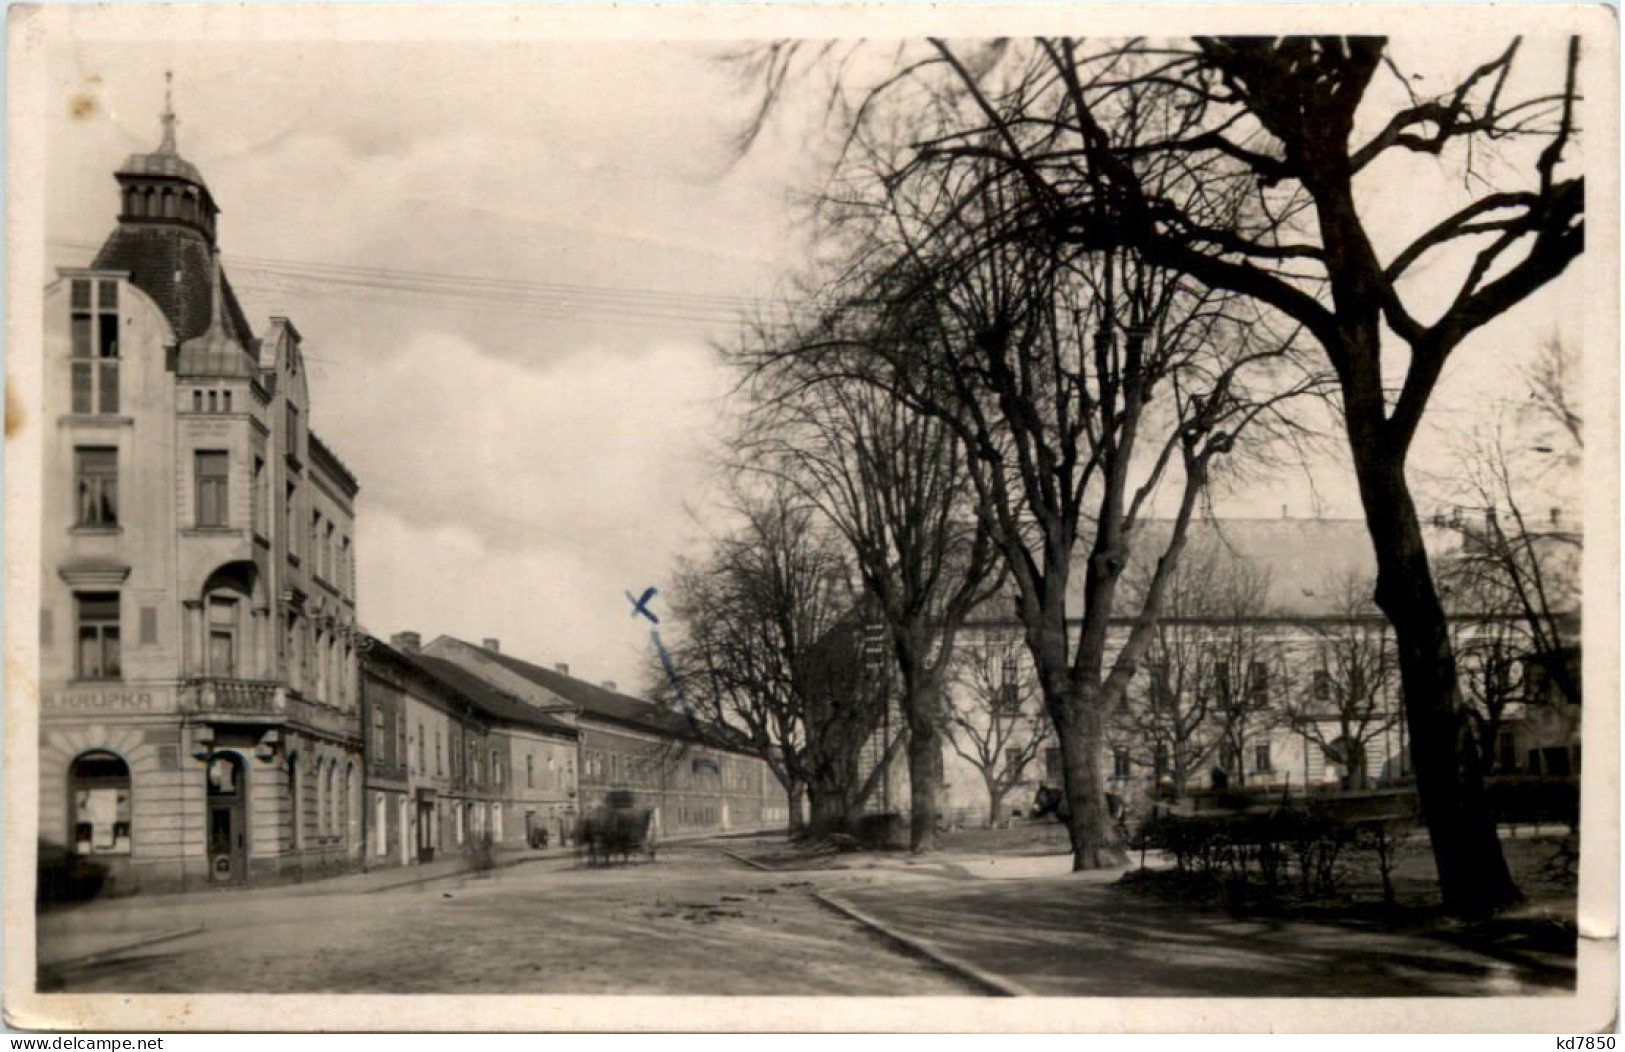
{"left": 38, "top": 90, "right": 365, "bottom": 892}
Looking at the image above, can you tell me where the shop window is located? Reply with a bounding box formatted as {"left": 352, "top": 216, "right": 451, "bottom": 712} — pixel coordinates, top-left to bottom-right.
{"left": 70, "top": 751, "right": 131, "bottom": 855}
{"left": 75, "top": 593, "right": 121, "bottom": 680}
{"left": 74, "top": 447, "right": 118, "bottom": 526}
{"left": 69, "top": 279, "right": 119, "bottom": 414}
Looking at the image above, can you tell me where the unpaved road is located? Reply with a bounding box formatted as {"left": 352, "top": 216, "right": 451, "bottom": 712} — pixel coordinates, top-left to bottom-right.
{"left": 40, "top": 844, "right": 973, "bottom": 995}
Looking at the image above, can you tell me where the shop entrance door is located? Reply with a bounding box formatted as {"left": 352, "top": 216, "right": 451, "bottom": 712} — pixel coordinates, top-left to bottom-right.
{"left": 417, "top": 800, "right": 436, "bottom": 863}
{"left": 206, "top": 753, "right": 247, "bottom": 884}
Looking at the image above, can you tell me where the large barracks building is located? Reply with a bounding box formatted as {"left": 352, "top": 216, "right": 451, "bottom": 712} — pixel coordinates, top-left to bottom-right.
{"left": 39, "top": 98, "right": 786, "bottom": 895}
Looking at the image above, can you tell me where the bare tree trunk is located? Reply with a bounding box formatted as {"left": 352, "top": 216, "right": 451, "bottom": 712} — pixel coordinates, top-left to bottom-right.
{"left": 1353, "top": 449, "right": 1521, "bottom": 917}
{"left": 987, "top": 785, "right": 1005, "bottom": 828}
{"left": 905, "top": 671, "right": 946, "bottom": 852}
{"left": 1055, "top": 682, "right": 1127, "bottom": 870}
{"left": 785, "top": 777, "right": 807, "bottom": 839}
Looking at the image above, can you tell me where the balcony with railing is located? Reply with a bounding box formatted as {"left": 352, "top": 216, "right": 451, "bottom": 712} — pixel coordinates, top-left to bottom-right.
{"left": 180, "top": 677, "right": 284, "bottom": 717}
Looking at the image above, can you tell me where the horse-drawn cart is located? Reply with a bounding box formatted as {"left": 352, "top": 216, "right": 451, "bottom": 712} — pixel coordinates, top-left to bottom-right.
{"left": 578, "top": 790, "right": 658, "bottom": 866}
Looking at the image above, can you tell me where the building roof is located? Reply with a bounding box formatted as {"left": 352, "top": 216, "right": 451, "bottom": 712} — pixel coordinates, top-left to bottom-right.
{"left": 91, "top": 227, "right": 257, "bottom": 351}
{"left": 458, "top": 642, "right": 711, "bottom": 743}
{"left": 1117, "top": 517, "right": 1382, "bottom": 618}
{"left": 365, "top": 637, "right": 577, "bottom": 738}
{"left": 965, "top": 516, "right": 1550, "bottom": 627}
{"left": 308, "top": 432, "right": 360, "bottom": 497}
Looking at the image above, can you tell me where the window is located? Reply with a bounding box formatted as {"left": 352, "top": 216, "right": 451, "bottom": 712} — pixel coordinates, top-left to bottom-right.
{"left": 374, "top": 793, "right": 388, "bottom": 856}
{"left": 74, "top": 448, "right": 118, "bottom": 526}
{"left": 396, "top": 716, "right": 407, "bottom": 770}
{"left": 1112, "top": 749, "right": 1132, "bottom": 778}
{"left": 1247, "top": 661, "right": 1269, "bottom": 700}
{"left": 207, "top": 596, "right": 237, "bottom": 677}
{"left": 526, "top": 754, "right": 535, "bottom": 789}
{"left": 284, "top": 483, "right": 299, "bottom": 561}
{"left": 1312, "top": 668, "right": 1331, "bottom": 701}
{"left": 1254, "top": 742, "right": 1272, "bottom": 773}
{"left": 195, "top": 451, "right": 229, "bottom": 527}
{"left": 310, "top": 512, "right": 322, "bottom": 575}
{"left": 492, "top": 749, "right": 502, "bottom": 787}
{"left": 70, "top": 751, "right": 131, "bottom": 855}
{"left": 1043, "top": 746, "right": 1063, "bottom": 784}
{"left": 371, "top": 708, "right": 386, "bottom": 761}
{"left": 75, "top": 593, "right": 120, "bottom": 680}
{"left": 285, "top": 403, "right": 300, "bottom": 460}
{"left": 324, "top": 523, "right": 335, "bottom": 582}
{"left": 341, "top": 537, "right": 352, "bottom": 595}
{"left": 69, "top": 279, "right": 119, "bottom": 414}
{"left": 417, "top": 723, "right": 425, "bottom": 773}
{"left": 435, "top": 730, "right": 443, "bottom": 776}
{"left": 252, "top": 457, "right": 266, "bottom": 535}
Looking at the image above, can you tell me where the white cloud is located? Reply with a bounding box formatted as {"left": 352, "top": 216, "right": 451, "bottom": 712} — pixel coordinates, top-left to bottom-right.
{"left": 336, "top": 327, "right": 733, "bottom": 688}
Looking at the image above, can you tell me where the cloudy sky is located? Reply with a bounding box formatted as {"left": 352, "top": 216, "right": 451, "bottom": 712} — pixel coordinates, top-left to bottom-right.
{"left": 42, "top": 25, "right": 1586, "bottom": 691}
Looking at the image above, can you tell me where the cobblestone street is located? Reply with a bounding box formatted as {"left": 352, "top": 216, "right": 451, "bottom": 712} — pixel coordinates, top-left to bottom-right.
{"left": 38, "top": 841, "right": 973, "bottom": 996}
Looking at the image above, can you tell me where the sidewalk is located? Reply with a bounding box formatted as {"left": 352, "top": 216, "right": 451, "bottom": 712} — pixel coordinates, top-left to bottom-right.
{"left": 36, "top": 842, "right": 570, "bottom": 969}
{"left": 821, "top": 876, "right": 1576, "bottom": 997}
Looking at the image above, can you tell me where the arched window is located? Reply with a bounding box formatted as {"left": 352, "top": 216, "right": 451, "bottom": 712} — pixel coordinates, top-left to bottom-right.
{"left": 161, "top": 188, "right": 176, "bottom": 218}
{"left": 201, "top": 564, "right": 255, "bottom": 680}
{"left": 70, "top": 751, "right": 131, "bottom": 855}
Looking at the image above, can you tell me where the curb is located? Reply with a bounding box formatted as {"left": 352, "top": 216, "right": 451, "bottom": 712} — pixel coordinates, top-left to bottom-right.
{"left": 718, "top": 849, "right": 781, "bottom": 872}
{"left": 42, "top": 924, "right": 208, "bottom": 970}
{"left": 812, "top": 890, "right": 1034, "bottom": 997}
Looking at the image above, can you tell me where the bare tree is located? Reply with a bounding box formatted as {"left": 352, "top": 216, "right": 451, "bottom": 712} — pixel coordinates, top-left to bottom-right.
{"left": 817, "top": 35, "right": 1583, "bottom": 916}
{"left": 736, "top": 337, "right": 1004, "bottom": 852}
{"left": 1284, "top": 575, "right": 1401, "bottom": 790}
{"left": 774, "top": 160, "right": 1317, "bottom": 870}
{"left": 1111, "top": 537, "right": 1279, "bottom": 798}
{"left": 655, "top": 484, "right": 884, "bottom": 838}
{"left": 947, "top": 634, "right": 1051, "bottom": 825}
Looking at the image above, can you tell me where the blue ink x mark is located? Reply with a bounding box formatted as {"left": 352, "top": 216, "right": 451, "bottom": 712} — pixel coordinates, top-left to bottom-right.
{"left": 626, "top": 586, "right": 660, "bottom": 624}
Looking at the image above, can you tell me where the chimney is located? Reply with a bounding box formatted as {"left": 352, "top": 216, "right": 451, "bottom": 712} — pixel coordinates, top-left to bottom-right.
{"left": 482, "top": 638, "right": 501, "bottom": 653}
{"left": 391, "top": 631, "right": 421, "bottom": 653}
{"left": 554, "top": 662, "right": 570, "bottom": 677}
{"left": 600, "top": 680, "right": 617, "bottom": 692}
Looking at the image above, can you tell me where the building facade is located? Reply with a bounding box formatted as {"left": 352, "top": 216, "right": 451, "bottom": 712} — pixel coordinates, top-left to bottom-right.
{"left": 39, "top": 99, "right": 363, "bottom": 893}
{"left": 941, "top": 515, "right": 1581, "bottom": 825}
{"left": 423, "top": 636, "right": 791, "bottom": 837}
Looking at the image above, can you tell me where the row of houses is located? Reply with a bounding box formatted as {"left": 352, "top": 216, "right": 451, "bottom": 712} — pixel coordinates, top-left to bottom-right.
{"left": 37, "top": 98, "right": 784, "bottom": 896}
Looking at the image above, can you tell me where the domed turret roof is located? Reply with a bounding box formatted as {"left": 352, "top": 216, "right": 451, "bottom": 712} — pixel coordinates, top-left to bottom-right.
{"left": 117, "top": 72, "right": 206, "bottom": 187}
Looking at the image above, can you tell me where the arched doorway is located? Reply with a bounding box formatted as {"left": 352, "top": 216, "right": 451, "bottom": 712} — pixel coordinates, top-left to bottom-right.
{"left": 206, "top": 752, "right": 248, "bottom": 883}
{"left": 70, "top": 751, "right": 132, "bottom": 856}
